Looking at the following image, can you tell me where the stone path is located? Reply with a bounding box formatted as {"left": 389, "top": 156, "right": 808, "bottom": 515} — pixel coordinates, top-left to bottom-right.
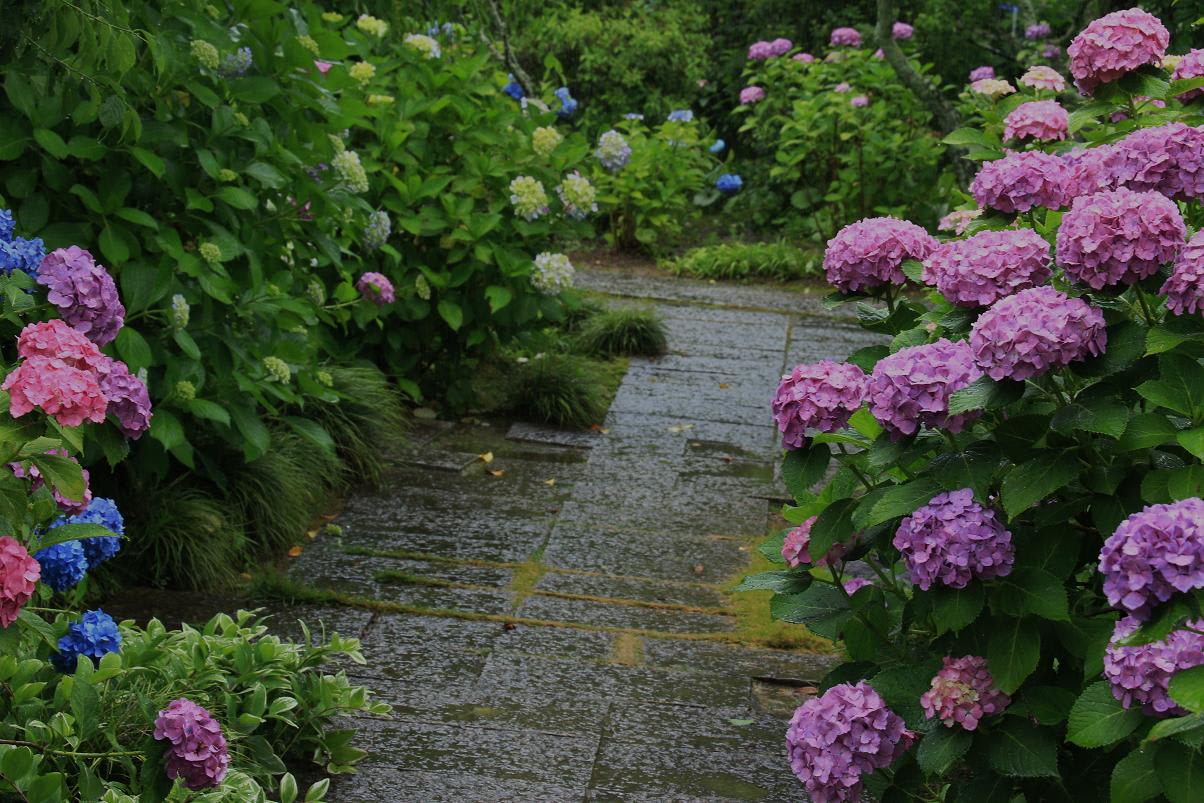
{"left": 274, "top": 266, "right": 880, "bottom": 801}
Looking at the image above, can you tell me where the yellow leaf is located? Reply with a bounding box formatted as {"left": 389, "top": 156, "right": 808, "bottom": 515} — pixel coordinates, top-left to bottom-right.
{"left": 288, "top": 546, "right": 303, "bottom": 557}
{"left": 718, "top": 383, "right": 731, "bottom": 389}
{"left": 479, "top": 451, "right": 494, "bottom": 464}
{"left": 488, "top": 469, "right": 505, "bottom": 477}
{"left": 544, "top": 478, "right": 556, "bottom": 486}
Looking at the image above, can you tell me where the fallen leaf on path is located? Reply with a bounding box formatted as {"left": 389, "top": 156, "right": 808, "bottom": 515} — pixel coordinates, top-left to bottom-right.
{"left": 487, "top": 469, "right": 505, "bottom": 477}
{"left": 668, "top": 423, "right": 694, "bottom": 433}
{"left": 479, "top": 451, "right": 494, "bottom": 464}
{"left": 719, "top": 383, "right": 731, "bottom": 389}
{"left": 692, "top": 563, "right": 705, "bottom": 575}
{"left": 288, "top": 546, "right": 303, "bottom": 557}
{"left": 727, "top": 718, "right": 754, "bottom": 726}
{"left": 412, "top": 407, "right": 438, "bottom": 419}
{"left": 544, "top": 478, "right": 556, "bottom": 486}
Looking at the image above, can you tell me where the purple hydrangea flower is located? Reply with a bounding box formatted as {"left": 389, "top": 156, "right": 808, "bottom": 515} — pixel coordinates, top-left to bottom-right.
{"left": 1172, "top": 50, "right": 1204, "bottom": 102}
{"left": 747, "top": 41, "right": 773, "bottom": 60}
{"left": 843, "top": 577, "right": 873, "bottom": 594}
{"left": 36, "top": 246, "right": 125, "bottom": 346}
{"left": 0, "top": 209, "right": 12, "bottom": 240}
{"left": 787, "top": 681, "right": 913, "bottom": 802}
{"left": 739, "top": 86, "right": 766, "bottom": 105}
{"left": 867, "top": 339, "right": 982, "bottom": 440}
{"left": 1063, "top": 144, "right": 1119, "bottom": 197}
{"left": 970, "top": 150, "right": 1072, "bottom": 213}
{"left": 52, "top": 609, "right": 121, "bottom": 673}
{"left": 823, "top": 217, "right": 937, "bottom": 294}
{"left": 1043, "top": 44, "right": 1062, "bottom": 60}
{"left": 922, "top": 228, "right": 1051, "bottom": 307}
{"left": 768, "top": 38, "right": 793, "bottom": 56}
{"left": 221, "top": 46, "right": 253, "bottom": 77}
{"left": 1105, "top": 616, "right": 1204, "bottom": 716}
{"left": 356, "top": 271, "right": 395, "bottom": 305}
{"left": 969, "top": 66, "right": 995, "bottom": 82}
{"left": 1026, "top": 22, "right": 1051, "bottom": 40}
{"left": 969, "top": 286, "right": 1106, "bottom": 381}
{"left": 1068, "top": 9, "right": 1169, "bottom": 94}
{"left": 893, "top": 488, "right": 1014, "bottom": 590}
{"left": 772, "top": 360, "right": 868, "bottom": 449}
{"left": 154, "top": 698, "right": 230, "bottom": 789}
{"left": 1099, "top": 499, "right": 1204, "bottom": 620}
{"left": 781, "top": 516, "right": 850, "bottom": 568}
{"left": 99, "top": 360, "right": 152, "bottom": 440}
{"left": 830, "top": 27, "right": 861, "bottom": 47}
{"left": 1003, "top": 100, "right": 1068, "bottom": 142}
{"left": 1162, "top": 230, "right": 1204, "bottom": 317}
{"left": 920, "top": 655, "right": 1010, "bottom": 730}
{"left": 12, "top": 449, "right": 92, "bottom": 515}
{"left": 1056, "top": 189, "right": 1185, "bottom": 290}
{"left": 33, "top": 540, "right": 88, "bottom": 593}
{"left": 1108, "top": 124, "right": 1204, "bottom": 202}
{"left": 892, "top": 21, "right": 914, "bottom": 40}
{"left": 850, "top": 95, "right": 869, "bottom": 108}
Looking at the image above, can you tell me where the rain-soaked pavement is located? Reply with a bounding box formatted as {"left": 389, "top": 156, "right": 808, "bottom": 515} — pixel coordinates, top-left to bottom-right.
{"left": 119, "top": 265, "right": 881, "bottom": 801}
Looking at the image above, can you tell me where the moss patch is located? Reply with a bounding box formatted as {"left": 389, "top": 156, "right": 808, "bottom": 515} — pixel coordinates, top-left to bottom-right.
{"left": 722, "top": 536, "right": 835, "bottom": 653}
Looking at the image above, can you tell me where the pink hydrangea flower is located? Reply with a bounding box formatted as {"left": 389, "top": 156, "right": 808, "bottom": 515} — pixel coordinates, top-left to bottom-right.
{"left": 739, "top": 86, "right": 766, "bottom": 105}
{"left": 1162, "top": 230, "right": 1204, "bottom": 316}
{"left": 834, "top": 82, "right": 851, "bottom": 93}
{"left": 1105, "top": 616, "right": 1204, "bottom": 717}
{"left": 1019, "top": 65, "right": 1067, "bottom": 92}
{"left": 0, "top": 536, "right": 40, "bottom": 628}
{"left": 843, "top": 577, "right": 872, "bottom": 595}
{"left": 1062, "top": 144, "right": 1119, "bottom": 197}
{"left": 823, "top": 217, "right": 938, "bottom": 294}
{"left": 1003, "top": 100, "right": 1068, "bottom": 141}
{"left": 970, "top": 78, "right": 1015, "bottom": 97}
{"left": 830, "top": 27, "right": 861, "bottom": 47}
{"left": 786, "top": 682, "right": 914, "bottom": 803}
{"left": 3, "top": 357, "right": 108, "bottom": 428}
{"left": 893, "top": 488, "right": 1014, "bottom": 590}
{"left": 772, "top": 360, "right": 868, "bottom": 449}
{"left": 850, "top": 95, "right": 869, "bottom": 107}
{"left": 937, "top": 209, "right": 981, "bottom": 235}
{"left": 314, "top": 60, "right": 332, "bottom": 74}
{"left": 747, "top": 41, "right": 773, "bottom": 60}
{"left": 1100, "top": 499, "right": 1204, "bottom": 620}
{"left": 1108, "top": 123, "right": 1204, "bottom": 201}
{"left": 969, "top": 286, "right": 1106, "bottom": 380}
{"left": 867, "top": 339, "right": 982, "bottom": 440}
{"left": 874, "top": 48, "right": 885, "bottom": 60}
{"left": 1172, "top": 49, "right": 1204, "bottom": 102}
{"left": 99, "top": 360, "right": 153, "bottom": 440}
{"left": 968, "top": 66, "right": 995, "bottom": 82}
{"left": 36, "top": 246, "right": 125, "bottom": 346}
{"left": 356, "top": 271, "right": 395, "bottom": 304}
{"left": 16, "top": 320, "right": 108, "bottom": 373}
{"left": 1044, "top": 44, "right": 1062, "bottom": 60}
{"left": 921, "top": 656, "right": 1010, "bottom": 730}
{"left": 768, "top": 38, "right": 792, "bottom": 57}
{"left": 1068, "top": 8, "right": 1169, "bottom": 94}
{"left": 781, "top": 516, "right": 850, "bottom": 568}
{"left": 922, "top": 228, "right": 1052, "bottom": 308}
{"left": 1056, "top": 188, "right": 1185, "bottom": 289}
{"left": 971, "top": 150, "right": 1072, "bottom": 213}
{"left": 892, "top": 21, "right": 914, "bottom": 40}
{"left": 1026, "top": 23, "right": 1052, "bottom": 41}
{"left": 154, "top": 699, "right": 230, "bottom": 789}
{"left": 794, "top": 53, "right": 815, "bottom": 63}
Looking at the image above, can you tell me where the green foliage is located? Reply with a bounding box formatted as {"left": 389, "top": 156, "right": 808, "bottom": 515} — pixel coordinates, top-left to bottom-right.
{"left": 505, "top": 354, "right": 609, "bottom": 428}
{"left": 573, "top": 306, "right": 668, "bottom": 357}
{"left": 664, "top": 240, "right": 821, "bottom": 281}
{"left": 306, "top": 365, "right": 407, "bottom": 489}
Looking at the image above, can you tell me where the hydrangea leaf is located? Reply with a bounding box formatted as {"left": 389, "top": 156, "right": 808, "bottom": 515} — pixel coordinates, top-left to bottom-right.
{"left": 780, "top": 442, "right": 830, "bottom": 501}
{"left": 917, "top": 726, "right": 972, "bottom": 776}
{"left": 1000, "top": 453, "right": 1079, "bottom": 520}
{"left": 990, "top": 568, "right": 1069, "bottom": 621}
{"left": 1112, "top": 747, "right": 1162, "bottom": 803}
{"left": 1154, "top": 740, "right": 1204, "bottom": 803}
{"left": 987, "top": 617, "right": 1040, "bottom": 693}
{"left": 731, "top": 570, "right": 812, "bottom": 594}
{"left": 928, "top": 583, "right": 985, "bottom": 634}
{"left": 986, "top": 718, "right": 1059, "bottom": 777}
{"left": 1169, "top": 665, "right": 1204, "bottom": 714}
{"left": 1067, "top": 681, "right": 1142, "bottom": 747}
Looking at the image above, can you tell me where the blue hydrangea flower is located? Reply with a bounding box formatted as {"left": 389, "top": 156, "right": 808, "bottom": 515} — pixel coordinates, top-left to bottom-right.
{"left": 503, "top": 74, "right": 525, "bottom": 101}
{"left": 554, "top": 87, "right": 578, "bottom": 118}
{"left": 0, "top": 208, "right": 13, "bottom": 240}
{"left": 667, "top": 109, "right": 694, "bottom": 122}
{"left": 624, "top": 113, "right": 644, "bottom": 121}
{"left": 52, "top": 609, "right": 122, "bottom": 673}
{"left": 709, "top": 139, "right": 726, "bottom": 154}
{"left": 0, "top": 236, "right": 45, "bottom": 277}
{"left": 716, "top": 173, "right": 744, "bottom": 194}
{"left": 221, "top": 46, "right": 253, "bottom": 77}
{"left": 34, "top": 540, "right": 88, "bottom": 592}
{"left": 56, "top": 497, "right": 124, "bottom": 568}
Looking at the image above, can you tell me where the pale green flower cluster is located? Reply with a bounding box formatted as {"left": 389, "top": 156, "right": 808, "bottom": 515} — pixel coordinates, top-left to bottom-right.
{"left": 415, "top": 275, "right": 431, "bottom": 300}
{"left": 509, "top": 176, "right": 549, "bottom": 221}
{"left": 356, "top": 14, "right": 389, "bottom": 37}
{"left": 349, "top": 61, "right": 376, "bottom": 86}
{"left": 199, "top": 242, "right": 222, "bottom": 265}
{"left": 297, "top": 35, "right": 320, "bottom": 56}
{"left": 531, "top": 252, "right": 575, "bottom": 295}
{"left": 532, "top": 127, "right": 563, "bottom": 156}
{"left": 175, "top": 380, "right": 196, "bottom": 402}
{"left": 332, "top": 150, "right": 369, "bottom": 193}
{"left": 191, "top": 40, "right": 219, "bottom": 70}
{"left": 171, "top": 294, "right": 190, "bottom": 329}
{"left": 557, "top": 172, "right": 597, "bottom": 219}
{"left": 404, "top": 34, "right": 442, "bottom": 59}
{"left": 263, "top": 356, "right": 291, "bottom": 383}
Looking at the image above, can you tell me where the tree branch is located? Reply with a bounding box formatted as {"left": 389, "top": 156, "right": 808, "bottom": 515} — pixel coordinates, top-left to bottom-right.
{"left": 475, "top": 0, "right": 535, "bottom": 97}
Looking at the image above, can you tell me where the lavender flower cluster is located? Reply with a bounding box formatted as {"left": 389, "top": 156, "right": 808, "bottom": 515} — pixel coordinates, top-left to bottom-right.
{"left": 1067, "top": 8, "right": 1168, "bottom": 94}
{"left": 1099, "top": 499, "right": 1204, "bottom": 620}
{"left": 1104, "top": 616, "right": 1204, "bottom": 717}
{"left": 772, "top": 360, "right": 867, "bottom": 449}
{"left": 822, "top": 217, "right": 937, "bottom": 293}
{"left": 1055, "top": 188, "right": 1185, "bottom": 290}
{"left": 921, "top": 228, "right": 1051, "bottom": 308}
{"left": 893, "top": 489, "right": 1014, "bottom": 590}
{"left": 969, "top": 286, "right": 1106, "bottom": 381}
{"left": 867, "top": 339, "right": 981, "bottom": 440}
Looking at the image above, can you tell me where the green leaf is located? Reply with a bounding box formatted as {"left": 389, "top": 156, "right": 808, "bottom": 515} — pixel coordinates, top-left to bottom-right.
{"left": 807, "top": 497, "right": 856, "bottom": 560}
{"left": 770, "top": 583, "right": 849, "bottom": 639}
{"left": 917, "top": 727, "right": 972, "bottom": 776}
{"left": 1077, "top": 320, "right": 1147, "bottom": 377}
{"left": 927, "top": 441, "right": 1003, "bottom": 496}
{"left": 988, "top": 617, "right": 1040, "bottom": 694}
{"left": 115, "top": 207, "right": 158, "bottom": 229}
{"left": 947, "top": 376, "right": 1023, "bottom": 415}
{"left": 114, "top": 327, "right": 152, "bottom": 371}
{"left": 437, "top": 300, "right": 463, "bottom": 330}
{"left": 942, "top": 127, "right": 989, "bottom": 146}
{"left": 1011, "top": 685, "right": 1076, "bottom": 725}
{"left": 149, "top": 409, "right": 185, "bottom": 450}
{"left": 986, "top": 718, "right": 1059, "bottom": 778}
{"left": 851, "top": 477, "right": 942, "bottom": 529}
{"left": 990, "top": 568, "right": 1069, "bottom": 621}
{"left": 484, "top": 286, "right": 512, "bottom": 313}
{"left": 245, "top": 162, "right": 287, "bottom": 188}
{"left": 1137, "top": 354, "right": 1204, "bottom": 418}
{"left": 1119, "top": 413, "right": 1179, "bottom": 451}
{"left": 173, "top": 329, "right": 201, "bottom": 360}
{"left": 1000, "top": 453, "right": 1079, "bottom": 520}
{"left": 129, "top": 146, "right": 165, "bottom": 178}
{"left": 230, "top": 77, "right": 281, "bottom": 103}
{"left": 781, "top": 443, "right": 830, "bottom": 501}
{"left": 284, "top": 416, "right": 336, "bottom": 455}
{"left": 229, "top": 404, "right": 271, "bottom": 461}
{"left": 214, "top": 186, "right": 258, "bottom": 210}
{"left": 35, "top": 523, "right": 120, "bottom": 552}
{"left": 1148, "top": 713, "right": 1204, "bottom": 743}
{"left": 929, "top": 583, "right": 985, "bottom": 634}
{"left": 1067, "top": 681, "right": 1143, "bottom": 747}
{"left": 29, "top": 453, "right": 84, "bottom": 505}
{"left": 33, "top": 128, "right": 69, "bottom": 159}
{"left": 1155, "top": 740, "right": 1204, "bottom": 803}
{"left": 187, "top": 400, "right": 230, "bottom": 425}
{"left": 732, "top": 570, "right": 812, "bottom": 594}
{"left": 1051, "top": 398, "right": 1129, "bottom": 439}
{"left": 1170, "top": 665, "right": 1204, "bottom": 714}
{"left": 98, "top": 224, "right": 130, "bottom": 266}
{"left": 1112, "top": 747, "right": 1162, "bottom": 803}
{"left": 70, "top": 674, "right": 101, "bottom": 739}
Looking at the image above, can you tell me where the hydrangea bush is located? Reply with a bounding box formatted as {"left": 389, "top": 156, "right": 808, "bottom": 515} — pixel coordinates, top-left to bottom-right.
{"left": 742, "top": 10, "right": 1204, "bottom": 800}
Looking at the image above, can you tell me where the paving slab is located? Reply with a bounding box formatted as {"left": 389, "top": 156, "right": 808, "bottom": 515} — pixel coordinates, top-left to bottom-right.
{"left": 515, "top": 594, "right": 734, "bottom": 634}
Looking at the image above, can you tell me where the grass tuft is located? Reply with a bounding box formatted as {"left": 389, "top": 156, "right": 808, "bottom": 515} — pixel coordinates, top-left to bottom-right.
{"left": 664, "top": 240, "right": 821, "bottom": 282}
{"left": 308, "top": 364, "right": 408, "bottom": 488}
{"left": 505, "top": 354, "right": 610, "bottom": 428}
{"left": 574, "top": 306, "right": 668, "bottom": 357}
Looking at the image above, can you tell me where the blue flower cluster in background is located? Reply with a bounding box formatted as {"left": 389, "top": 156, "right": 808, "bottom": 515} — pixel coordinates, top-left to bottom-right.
{"left": 52, "top": 609, "right": 122, "bottom": 673}
{"left": 0, "top": 207, "right": 45, "bottom": 277}
{"left": 427, "top": 21, "right": 456, "bottom": 38}
{"left": 709, "top": 139, "right": 726, "bottom": 154}
{"left": 716, "top": 173, "right": 744, "bottom": 194}
{"left": 667, "top": 109, "right": 694, "bottom": 122}
{"left": 555, "top": 86, "right": 577, "bottom": 118}
{"left": 221, "top": 46, "right": 253, "bottom": 77}
{"left": 503, "top": 73, "right": 524, "bottom": 101}
{"left": 34, "top": 540, "right": 89, "bottom": 592}
{"left": 60, "top": 496, "right": 125, "bottom": 568}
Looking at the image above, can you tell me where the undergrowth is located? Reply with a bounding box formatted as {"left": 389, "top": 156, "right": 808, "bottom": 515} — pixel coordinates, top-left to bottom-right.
{"left": 574, "top": 306, "right": 668, "bottom": 357}
{"left": 664, "top": 240, "right": 821, "bottom": 282}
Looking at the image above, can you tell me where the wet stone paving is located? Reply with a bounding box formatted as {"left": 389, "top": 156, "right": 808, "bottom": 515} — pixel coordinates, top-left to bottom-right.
{"left": 276, "top": 268, "right": 879, "bottom": 802}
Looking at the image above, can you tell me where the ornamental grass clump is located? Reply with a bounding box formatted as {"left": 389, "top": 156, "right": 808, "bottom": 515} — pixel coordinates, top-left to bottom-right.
{"left": 574, "top": 306, "right": 668, "bottom": 357}
{"left": 506, "top": 354, "right": 609, "bottom": 428}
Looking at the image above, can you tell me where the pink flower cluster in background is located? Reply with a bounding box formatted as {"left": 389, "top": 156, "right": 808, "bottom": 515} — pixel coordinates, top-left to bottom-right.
{"left": 969, "top": 286, "right": 1106, "bottom": 381}
{"left": 971, "top": 150, "right": 1071, "bottom": 213}
{"left": 822, "top": 217, "right": 936, "bottom": 293}
{"left": 739, "top": 85, "right": 766, "bottom": 105}
{"left": 1162, "top": 231, "right": 1204, "bottom": 316}
{"left": 920, "top": 656, "right": 1010, "bottom": 730}
{"left": 922, "top": 229, "right": 1051, "bottom": 308}
{"left": 1172, "top": 49, "right": 1204, "bottom": 102}
{"left": 1019, "top": 65, "right": 1066, "bottom": 92}
{"left": 748, "top": 38, "right": 792, "bottom": 60}
{"left": 892, "top": 22, "right": 913, "bottom": 40}
{"left": 830, "top": 27, "right": 861, "bottom": 48}
{"left": 1067, "top": 8, "right": 1169, "bottom": 94}
{"left": 781, "top": 516, "right": 849, "bottom": 568}
{"left": 1003, "top": 100, "right": 1068, "bottom": 142}
{"left": 1056, "top": 188, "right": 1185, "bottom": 289}
{"left": 0, "top": 536, "right": 40, "bottom": 628}
{"left": 968, "top": 65, "right": 995, "bottom": 82}
{"left": 772, "top": 360, "right": 867, "bottom": 449}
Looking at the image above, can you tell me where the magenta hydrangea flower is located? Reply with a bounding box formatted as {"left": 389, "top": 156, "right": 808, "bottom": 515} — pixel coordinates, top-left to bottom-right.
{"left": 843, "top": 577, "right": 873, "bottom": 595}
{"left": 356, "top": 271, "right": 395, "bottom": 305}
{"left": 921, "top": 228, "right": 1052, "bottom": 308}
{"left": 1172, "top": 49, "right": 1204, "bottom": 102}
{"left": 1062, "top": 144, "right": 1119, "bottom": 197}
{"left": 970, "top": 150, "right": 1072, "bottom": 213}
{"left": 1108, "top": 124, "right": 1204, "bottom": 201}
{"left": 1099, "top": 499, "right": 1204, "bottom": 620}
{"left": 772, "top": 360, "right": 867, "bottom": 449}
{"left": 768, "top": 38, "right": 792, "bottom": 56}
{"left": 1019, "top": 66, "right": 1066, "bottom": 92}
{"left": 1162, "top": 231, "right": 1204, "bottom": 316}
{"left": 11, "top": 449, "right": 92, "bottom": 515}
{"left": 968, "top": 66, "right": 995, "bottom": 82}
{"left": 747, "top": 41, "right": 773, "bottom": 60}
{"left": 867, "top": 339, "right": 982, "bottom": 440}
{"left": 739, "top": 86, "right": 766, "bottom": 105}
{"left": 892, "top": 21, "right": 913, "bottom": 40}
{"left": 3, "top": 357, "right": 108, "bottom": 428}
{"left": 786, "top": 681, "right": 914, "bottom": 803}
{"left": 969, "top": 286, "right": 1106, "bottom": 381}
{"left": 781, "top": 516, "right": 850, "bottom": 568}
{"left": 1056, "top": 189, "right": 1185, "bottom": 290}
{"left": 154, "top": 698, "right": 230, "bottom": 790}
{"left": 830, "top": 27, "right": 861, "bottom": 47}
{"left": 893, "top": 488, "right": 1014, "bottom": 590}
{"left": 1003, "top": 100, "right": 1069, "bottom": 142}
{"left": 850, "top": 95, "right": 869, "bottom": 107}
{"left": 16, "top": 320, "right": 108, "bottom": 373}
{"left": 921, "top": 656, "right": 1010, "bottom": 730}
{"left": 1105, "top": 616, "right": 1204, "bottom": 717}
{"left": 1026, "top": 22, "right": 1052, "bottom": 40}
{"left": 35, "top": 246, "right": 125, "bottom": 346}
{"left": 0, "top": 536, "right": 40, "bottom": 628}
{"left": 822, "top": 217, "right": 937, "bottom": 294}
{"left": 794, "top": 53, "right": 815, "bottom": 63}
{"left": 99, "top": 360, "right": 152, "bottom": 440}
{"left": 1067, "top": 8, "right": 1169, "bottom": 94}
